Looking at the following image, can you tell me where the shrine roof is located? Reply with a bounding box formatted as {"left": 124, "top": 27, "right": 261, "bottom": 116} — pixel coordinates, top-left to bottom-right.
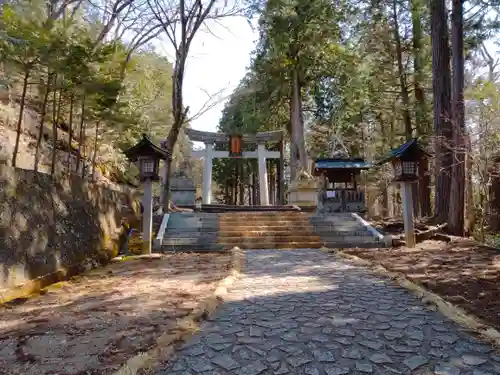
{"left": 315, "top": 158, "right": 372, "bottom": 170}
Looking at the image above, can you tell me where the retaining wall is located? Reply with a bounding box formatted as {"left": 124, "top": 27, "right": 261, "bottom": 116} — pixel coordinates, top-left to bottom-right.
{"left": 0, "top": 163, "right": 140, "bottom": 297}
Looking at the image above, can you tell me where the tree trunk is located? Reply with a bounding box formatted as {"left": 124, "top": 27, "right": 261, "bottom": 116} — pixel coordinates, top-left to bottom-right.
{"left": 411, "top": 0, "right": 432, "bottom": 217}
{"left": 76, "top": 99, "right": 85, "bottom": 174}
{"left": 418, "top": 158, "right": 432, "bottom": 216}
{"left": 488, "top": 156, "right": 500, "bottom": 231}
{"left": 392, "top": 0, "right": 412, "bottom": 139}
{"left": 289, "top": 104, "right": 298, "bottom": 181}
{"left": 291, "top": 67, "right": 308, "bottom": 175}
{"left": 91, "top": 122, "right": 100, "bottom": 181}
{"left": 50, "top": 78, "right": 59, "bottom": 176}
{"left": 162, "top": 49, "right": 188, "bottom": 211}
{"left": 392, "top": 0, "right": 419, "bottom": 216}
{"left": 12, "top": 69, "right": 30, "bottom": 168}
{"left": 430, "top": 0, "right": 453, "bottom": 223}
{"left": 465, "top": 135, "right": 474, "bottom": 235}
{"left": 448, "top": 0, "right": 466, "bottom": 235}
{"left": 67, "top": 93, "right": 74, "bottom": 171}
{"left": 34, "top": 72, "right": 51, "bottom": 172}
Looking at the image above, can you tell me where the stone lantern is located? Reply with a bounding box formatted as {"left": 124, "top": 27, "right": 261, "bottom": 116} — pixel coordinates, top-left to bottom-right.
{"left": 124, "top": 134, "right": 170, "bottom": 254}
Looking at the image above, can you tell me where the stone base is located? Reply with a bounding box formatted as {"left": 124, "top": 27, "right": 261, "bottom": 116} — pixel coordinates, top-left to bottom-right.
{"left": 171, "top": 189, "right": 196, "bottom": 206}
{"left": 288, "top": 179, "right": 319, "bottom": 208}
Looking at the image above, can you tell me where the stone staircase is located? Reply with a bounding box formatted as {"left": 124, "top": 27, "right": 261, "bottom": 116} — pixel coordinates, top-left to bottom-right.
{"left": 157, "top": 211, "right": 388, "bottom": 252}
{"left": 310, "top": 213, "right": 387, "bottom": 248}
{"left": 217, "top": 211, "right": 322, "bottom": 249}
{"left": 159, "top": 212, "right": 221, "bottom": 251}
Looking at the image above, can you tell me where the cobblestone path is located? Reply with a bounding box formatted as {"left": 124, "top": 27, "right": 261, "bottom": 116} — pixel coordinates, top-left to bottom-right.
{"left": 157, "top": 249, "right": 500, "bottom": 375}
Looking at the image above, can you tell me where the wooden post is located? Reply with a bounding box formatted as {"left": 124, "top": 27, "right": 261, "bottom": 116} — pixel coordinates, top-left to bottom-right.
{"left": 142, "top": 179, "right": 153, "bottom": 254}
{"left": 401, "top": 181, "right": 416, "bottom": 248}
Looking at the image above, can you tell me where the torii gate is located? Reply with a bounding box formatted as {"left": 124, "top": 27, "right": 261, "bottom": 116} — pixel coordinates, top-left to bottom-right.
{"left": 185, "top": 128, "right": 286, "bottom": 205}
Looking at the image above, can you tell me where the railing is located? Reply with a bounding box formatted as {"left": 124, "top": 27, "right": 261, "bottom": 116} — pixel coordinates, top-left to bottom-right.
{"left": 319, "top": 188, "right": 365, "bottom": 213}
{"left": 322, "top": 189, "right": 364, "bottom": 202}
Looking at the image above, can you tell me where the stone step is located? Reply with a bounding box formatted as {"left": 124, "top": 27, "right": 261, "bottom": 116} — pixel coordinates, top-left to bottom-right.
{"left": 217, "top": 230, "right": 316, "bottom": 237}
{"left": 313, "top": 229, "right": 372, "bottom": 236}
{"left": 310, "top": 219, "right": 361, "bottom": 224}
{"left": 219, "top": 218, "right": 312, "bottom": 224}
{"left": 216, "top": 241, "right": 323, "bottom": 249}
{"left": 217, "top": 211, "right": 311, "bottom": 217}
{"left": 321, "top": 234, "right": 378, "bottom": 242}
{"left": 312, "top": 225, "right": 367, "bottom": 232}
{"left": 159, "top": 239, "right": 383, "bottom": 251}
{"left": 160, "top": 241, "right": 324, "bottom": 251}
{"left": 168, "top": 218, "right": 220, "bottom": 224}
{"left": 312, "top": 224, "right": 371, "bottom": 231}
{"left": 167, "top": 225, "right": 315, "bottom": 233}
{"left": 162, "top": 235, "right": 217, "bottom": 244}
{"left": 166, "top": 228, "right": 374, "bottom": 236}
{"left": 323, "top": 241, "right": 385, "bottom": 249}
{"left": 217, "top": 235, "right": 322, "bottom": 244}
{"left": 310, "top": 219, "right": 361, "bottom": 225}
{"left": 159, "top": 244, "right": 225, "bottom": 252}
{"left": 219, "top": 222, "right": 313, "bottom": 227}
{"left": 220, "top": 212, "right": 309, "bottom": 216}
{"left": 218, "top": 216, "right": 311, "bottom": 221}
{"left": 219, "top": 222, "right": 313, "bottom": 229}
{"left": 164, "top": 234, "right": 377, "bottom": 243}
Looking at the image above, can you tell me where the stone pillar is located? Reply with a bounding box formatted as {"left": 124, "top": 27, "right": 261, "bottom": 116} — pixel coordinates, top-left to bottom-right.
{"left": 258, "top": 143, "right": 269, "bottom": 206}
{"left": 202, "top": 143, "right": 214, "bottom": 204}
{"left": 142, "top": 179, "right": 153, "bottom": 254}
{"left": 278, "top": 138, "right": 285, "bottom": 205}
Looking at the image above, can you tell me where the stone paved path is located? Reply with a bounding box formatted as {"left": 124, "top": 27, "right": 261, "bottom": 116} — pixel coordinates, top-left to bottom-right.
{"left": 156, "top": 249, "right": 500, "bottom": 375}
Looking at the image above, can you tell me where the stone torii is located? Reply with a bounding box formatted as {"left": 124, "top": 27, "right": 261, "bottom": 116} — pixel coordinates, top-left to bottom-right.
{"left": 185, "top": 128, "right": 286, "bottom": 205}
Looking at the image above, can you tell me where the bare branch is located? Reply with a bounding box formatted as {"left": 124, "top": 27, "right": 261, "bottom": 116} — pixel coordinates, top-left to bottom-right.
{"left": 184, "top": 86, "right": 230, "bottom": 123}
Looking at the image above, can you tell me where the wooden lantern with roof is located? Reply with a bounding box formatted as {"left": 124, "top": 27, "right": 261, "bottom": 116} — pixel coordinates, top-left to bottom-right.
{"left": 378, "top": 138, "right": 430, "bottom": 182}
{"left": 124, "top": 134, "right": 170, "bottom": 182}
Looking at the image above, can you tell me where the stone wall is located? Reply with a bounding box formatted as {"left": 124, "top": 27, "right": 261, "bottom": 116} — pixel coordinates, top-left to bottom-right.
{"left": 0, "top": 163, "right": 140, "bottom": 292}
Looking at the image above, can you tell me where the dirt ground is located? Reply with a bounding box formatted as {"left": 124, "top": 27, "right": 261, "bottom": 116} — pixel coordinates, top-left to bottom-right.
{"left": 0, "top": 253, "right": 232, "bottom": 375}
{"left": 343, "top": 237, "right": 500, "bottom": 331}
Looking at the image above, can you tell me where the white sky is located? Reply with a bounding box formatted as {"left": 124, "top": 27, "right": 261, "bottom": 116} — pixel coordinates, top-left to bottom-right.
{"left": 154, "top": 16, "right": 259, "bottom": 135}
{"left": 151, "top": 12, "right": 499, "bottom": 142}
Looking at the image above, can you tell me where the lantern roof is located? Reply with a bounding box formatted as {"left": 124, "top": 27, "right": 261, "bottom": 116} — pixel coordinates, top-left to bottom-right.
{"left": 377, "top": 138, "right": 431, "bottom": 165}
{"left": 123, "top": 134, "right": 170, "bottom": 162}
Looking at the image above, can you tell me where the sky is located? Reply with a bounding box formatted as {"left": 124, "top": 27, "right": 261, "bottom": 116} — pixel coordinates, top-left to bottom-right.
{"left": 155, "top": 16, "right": 259, "bottom": 136}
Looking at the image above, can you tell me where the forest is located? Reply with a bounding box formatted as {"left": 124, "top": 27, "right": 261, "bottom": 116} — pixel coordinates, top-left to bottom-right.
{"left": 0, "top": 0, "right": 226, "bottom": 190}
{"left": 213, "top": 0, "right": 500, "bottom": 243}
{"left": 2, "top": 0, "right": 500, "bottom": 243}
